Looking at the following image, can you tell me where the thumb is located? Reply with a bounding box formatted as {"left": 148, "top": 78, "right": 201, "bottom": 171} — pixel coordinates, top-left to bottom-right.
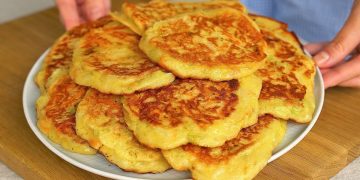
{"left": 304, "top": 42, "right": 328, "bottom": 55}
{"left": 314, "top": 1, "right": 360, "bottom": 68}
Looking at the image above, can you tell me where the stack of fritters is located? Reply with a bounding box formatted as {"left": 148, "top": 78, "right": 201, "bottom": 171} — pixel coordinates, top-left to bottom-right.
{"left": 35, "top": 0, "right": 315, "bottom": 179}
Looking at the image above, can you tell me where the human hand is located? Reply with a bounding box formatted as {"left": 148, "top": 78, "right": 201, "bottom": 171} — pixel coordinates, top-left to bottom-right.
{"left": 56, "top": 0, "right": 111, "bottom": 30}
{"left": 304, "top": 0, "right": 360, "bottom": 89}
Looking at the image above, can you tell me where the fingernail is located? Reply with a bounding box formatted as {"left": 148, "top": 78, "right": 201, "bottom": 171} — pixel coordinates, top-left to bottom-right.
{"left": 314, "top": 51, "right": 330, "bottom": 65}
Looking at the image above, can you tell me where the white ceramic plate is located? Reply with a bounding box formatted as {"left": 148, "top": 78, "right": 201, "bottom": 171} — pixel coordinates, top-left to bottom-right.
{"left": 23, "top": 49, "right": 324, "bottom": 179}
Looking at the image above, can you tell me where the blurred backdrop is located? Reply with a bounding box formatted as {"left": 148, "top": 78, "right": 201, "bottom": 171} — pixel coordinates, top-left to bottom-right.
{"left": 0, "top": 0, "right": 54, "bottom": 24}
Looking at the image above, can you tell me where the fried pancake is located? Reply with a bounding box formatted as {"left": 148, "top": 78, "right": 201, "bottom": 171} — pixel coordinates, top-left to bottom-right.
{"left": 70, "top": 20, "right": 175, "bottom": 95}
{"left": 35, "top": 16, "right": 114, "bottom": 93}
{"left": 112, "top": 0, "right": 246, "bottom": 35}
{"left": 139, "top": 8, "right": 268, "bottom": 81}
{"left": 36, "top": 69, "right": 95, "bottom": 154}
{"left": 76, "top": 89, "right": 170, "bottom": 173}
{"left": 251, "top": 15, "right": 316, "bottom": 123}
{"left": 122, "top": 74, "right": 262, "bottom": 149}
{"left": 162, "top": 115, "right": 287, "bottom": 180}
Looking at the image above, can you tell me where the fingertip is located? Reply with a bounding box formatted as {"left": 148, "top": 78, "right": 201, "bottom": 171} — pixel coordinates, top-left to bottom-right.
{"left": 323, "top": 74, "right": 335, "bottom": 89}
{"left": 303, "top": 44, "right": 312, "bottom": 53}
{"left": 84, "top": 0, "right": 107, "bottom": 21}
{"left": 313, "top": 51, "right": 330, "bottom": 67}
{"left": 319, "top": 68, "right": 331, "bottom": 74}
{"left": 104, "top": 0, "right": 111, "bottom": 13}
{"left": 56, "top": 0, "right": 81, "bottom": 30}
{"left": 318, "top": 39, "right": 355, "bottom": 68}
{"left": 304, "top": 42, "right": 328, "bottom": 54}
{"left": 64, "top": 20, "right": 78, "bottom": 30}
{"left": 88, "top": 9, "right": 103, "bottom": 21}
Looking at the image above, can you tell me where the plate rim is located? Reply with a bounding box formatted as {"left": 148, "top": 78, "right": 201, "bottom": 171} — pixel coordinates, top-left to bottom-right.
{"left": 22, "top": 49, "right": 324, "bottom": 180}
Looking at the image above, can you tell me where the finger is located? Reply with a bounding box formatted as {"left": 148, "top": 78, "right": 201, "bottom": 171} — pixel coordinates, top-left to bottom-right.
{"left": 320, "top": 61, "right": 347, "bottom": 79}
{"left": 104, "top": 0, "right": 111, "bottom": 12}
{"left": 338, "top": 76, "right": 360, "bottom": 88}
{"left": 304, "top": 42, "right": 328, "bottom": 55}
{"left": 313, "top": 2, "right": 360, "bottom": 68}
{"left": 56, "top": 0, "right": 81, "bottom": 30}
{"left": 83, "top": 0, "right": 107, "bottom": 21}
{"left": 323, "top": 55, "right": 360, "bottom": 88}
{"left": 76, "top": 0, "right": 85, "bottom": 5}
{"left": 320, "top": 68, "right": 331, "bottom": 74}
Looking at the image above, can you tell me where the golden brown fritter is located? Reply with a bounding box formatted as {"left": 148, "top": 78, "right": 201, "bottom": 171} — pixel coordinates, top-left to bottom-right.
{"left": 76, "top": 89, "right": 170, "bottom": 173}
{"left": 162, "top": 115, "right": 287, "bottom": 180}
{"left": 122, "top": 74, "right": 262, "bottom": 149}
{"left": 70, "top": 20, "right": 175, "bottom": 95}
{"left": 140, "top": 8, "right": 267, "bottom": 81}
{"left": 36, "top": 69, "right": 95, "bottom": 154}
{"left": 251, "top": 15, "right": 316, "bottom": 123}
{"left": 112, "top": 0, "right": 246, "bottom": 35}
{"left": 35, "top": 16, "right": 114, "bottom": 93}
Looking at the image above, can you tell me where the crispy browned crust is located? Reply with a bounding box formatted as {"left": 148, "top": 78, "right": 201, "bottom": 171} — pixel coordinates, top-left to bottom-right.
{"left": 79, "top": 90, "right": 141, "bottom": 172}
{"left": 44, "top": 75, "right": 88, "bottom": 144}
{"left": 124, "top": 79, "right": 239, "bottom": 127}
{"left": 249, "top": 14, "right": 306, "bottom": 53}
{"left": 181, "top": 115, "right": 274, "bottom": 164}
{"left": 68, "top": 15, "right": 113, "bottom": 37}
{"left": 121, "top": 0, "right": 245, "bottom": 32}
{"left": 258, "top": 69, "right": 306, "bottom": 101}
{"left": 39, "top": 16, "right": 114, "bottom": 89}
{"left": 150, "top": 13, "right": 266, "bottom": 67}
{"left": 79, "top": 24, "right": 160, "bottom": 77}
{"left": 250, "top": 14, "right": 316, "bottom": 123}
{"left": 249, "top": 13, "right": 288, "bottom": 29}
{"left": 261, "top": 30, "right": 296, "bottom": 58}
{"left": 41, "top": 35, "right": 73, "bottom": 86}
{"left": 79, "top": 89, "right": 169, "bottom": 173}
{"left": 82, "top": 89, "right": 123, "bottom": 124}
{"left": 258, "top": 30, "right": 308, "bottom": 100}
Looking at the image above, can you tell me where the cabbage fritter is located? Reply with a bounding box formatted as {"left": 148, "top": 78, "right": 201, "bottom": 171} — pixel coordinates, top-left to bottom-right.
{"left": 70, "top": 20, "right": 174, "bottom": 95}
{"left": 36, "top": 69, "right": 95, "bottom": 154}
{"left": 251, "top": 15, "right": 316, "bottom": 123}
{"left": 162, "top": 115, "right": 286, "bottom": 180}
{"left": 112, "top": 0, "right": 246, "bottom": 35}
{"left": 140, "top": 8, "right": 267, "bottom": 81}
{"left": 76, "top": 89, "right": 170, "bottom": 173}
{"left": 35, "top": 16, "right": 114, "bottom": 93}
{"left": 122, "top": 74, "right": 262, "bottom": 149}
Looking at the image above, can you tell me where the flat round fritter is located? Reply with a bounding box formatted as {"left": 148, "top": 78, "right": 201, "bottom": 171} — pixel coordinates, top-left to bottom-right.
{"left": 251, "top": 15, "right": 316, "bottom": 123}
{"left": 140, "top": 8, "right": 267, "bottom": 81}
{"left": 70, "top": 21, "right": 175, "bottom": 95}
{"left": 122, "top": 74, "right": 262, "bottom": 149}
{"left": 76, "top": 89, "right": 170, "bottom": 173}
{"left": 112, "top": 0, "right": 246, "bottom": 35}
{"left": 162, "top": 115, "right": 287, "bottom": 180}
{"left": 36, "top": 69, "right": 95, "bottom": 154}
{"left": 35, "top": 16, "right": 114, "bottom": 93}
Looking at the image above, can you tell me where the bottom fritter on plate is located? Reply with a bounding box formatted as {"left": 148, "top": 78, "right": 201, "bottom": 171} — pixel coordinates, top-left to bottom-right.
{"left": 162, "top": 115, "right": 287, "bottom": 180}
